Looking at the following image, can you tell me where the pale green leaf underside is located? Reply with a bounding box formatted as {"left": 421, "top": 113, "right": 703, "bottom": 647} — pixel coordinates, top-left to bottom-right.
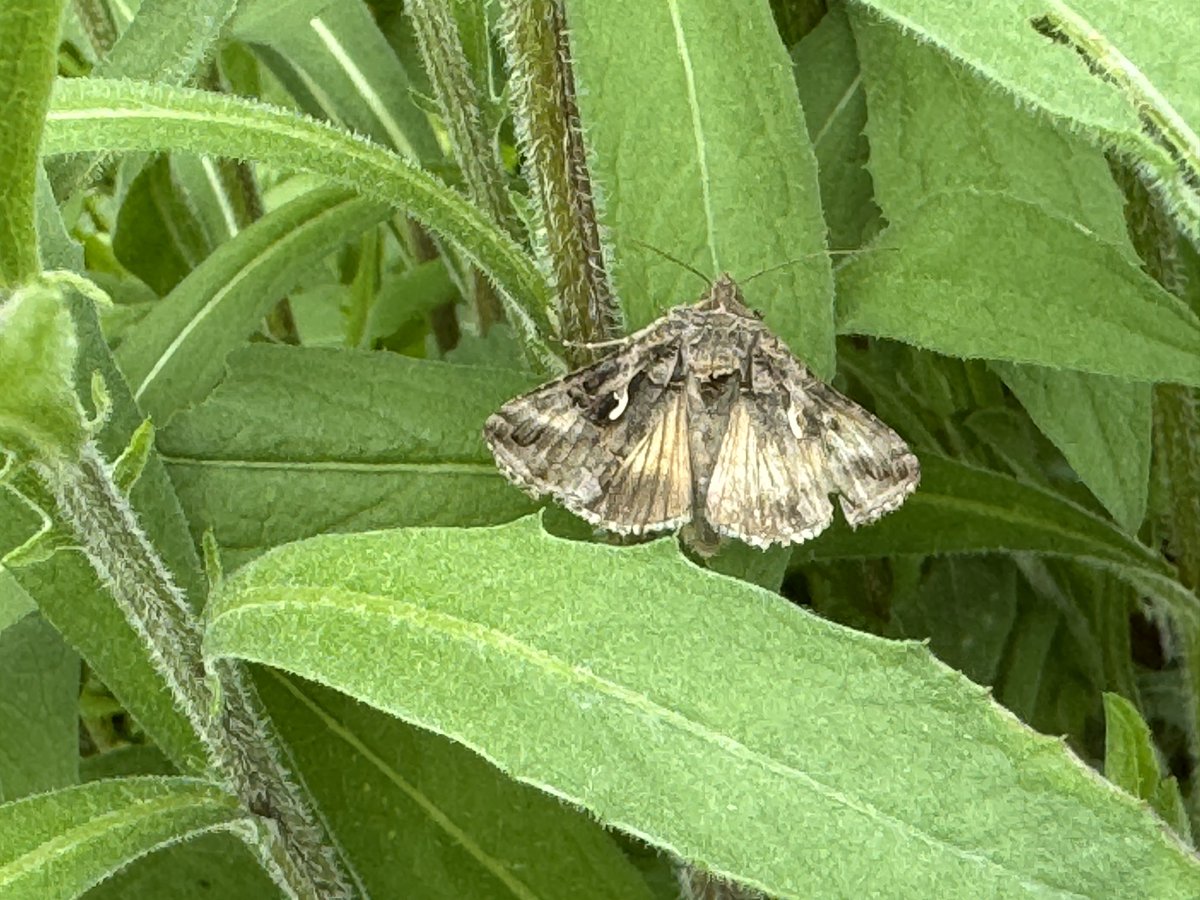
{"left": 565, "top": 0, "right": 837, "bottom": 377}
{"left": 205, "top": 516, "right": 1200, "bottom": 899}
{"left": 0, "top": 778, "right": 248, "bottom": 900}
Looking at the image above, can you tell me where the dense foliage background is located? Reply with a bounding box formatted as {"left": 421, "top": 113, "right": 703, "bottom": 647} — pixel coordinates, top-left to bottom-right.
{"left": 1, "top": 0, "right": 1198, "bottom": 897}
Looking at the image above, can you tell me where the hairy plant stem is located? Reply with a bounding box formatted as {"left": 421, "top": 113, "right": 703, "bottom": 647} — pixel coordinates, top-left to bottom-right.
{"left": 408, "top": 0, "right": 514, "bottom": 332}
{"left": 499, "top": 0, "right": 621, "bottom": 359}
{"left": 38, "top": 441, "right": 357, "bottom": 899}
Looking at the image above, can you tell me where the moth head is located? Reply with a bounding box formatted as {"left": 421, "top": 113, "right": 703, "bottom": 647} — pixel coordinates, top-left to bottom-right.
{"left": 700, "top": 273, "right": 759, "bottom": 319}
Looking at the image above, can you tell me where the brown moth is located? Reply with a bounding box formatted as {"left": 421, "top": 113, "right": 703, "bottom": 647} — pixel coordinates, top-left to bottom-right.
{"left": 483, "top": 274, "right": 919, "bottom": 549}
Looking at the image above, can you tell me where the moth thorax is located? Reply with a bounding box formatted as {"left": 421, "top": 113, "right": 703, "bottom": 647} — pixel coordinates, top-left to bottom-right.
{"left": 685, "top": 318, "right": 759, "bottom": 375}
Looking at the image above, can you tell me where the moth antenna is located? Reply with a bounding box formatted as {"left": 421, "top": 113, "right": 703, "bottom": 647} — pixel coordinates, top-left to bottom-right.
{"left": 625, "top": 238, "right": 712, "bottom": 287}
{"left": 743, "top": 248, "right": 894, "bottom": 284}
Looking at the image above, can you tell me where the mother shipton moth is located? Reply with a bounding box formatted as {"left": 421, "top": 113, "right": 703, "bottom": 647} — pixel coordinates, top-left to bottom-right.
{"left": 484, "top": 274, "right": 919, "bottom": 549}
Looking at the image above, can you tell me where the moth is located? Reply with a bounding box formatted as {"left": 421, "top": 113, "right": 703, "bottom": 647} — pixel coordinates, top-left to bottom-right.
{"left": 483, "top": 274, "right": 919, "bottom": 549}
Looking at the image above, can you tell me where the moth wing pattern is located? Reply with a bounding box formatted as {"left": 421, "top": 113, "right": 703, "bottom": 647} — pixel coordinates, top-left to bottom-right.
{"left": 780, "top": 349, "right": 920, "bottom": 528}
{"left": 586, "top": 384, "right": 693, "bottom": 533}
{"left": 483, "top": 331, "right": 694, "bottom": 535}
{"left": 704, "top": 337, "right": 919, "bottom": 547}
{"left": 703, "top": 390, "right": 835, "bottom": 549}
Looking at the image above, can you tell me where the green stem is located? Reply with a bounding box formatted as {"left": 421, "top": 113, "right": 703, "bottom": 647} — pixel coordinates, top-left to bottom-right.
{"left": 499, "top": 0, "right": 622, "bottom": 358}
{"left": 0, "top": 0, "right": 65, "bottom": 288}
{"left": 38, "top": 442, "right": 357, "bottom": 899}
{"left": 407, "top": 0, "right": 518, "bottom": 331}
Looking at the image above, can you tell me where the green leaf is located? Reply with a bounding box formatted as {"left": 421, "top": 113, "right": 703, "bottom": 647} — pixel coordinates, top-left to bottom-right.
{"left": 51, "top": 0, "right": 241, "bottom": 198}
{"left": 0, "top": 777, "right": 249, "bottom": 900}
{"left": 93, "top": 0, "right": 238, "bottom": 85}
{"left": 157, "top": 345, "right": 537, "bottom": 568}
{"left": 794, "top": 453, "right": 1200, "bottom": 763}
{"left": 850, "top": 9, "right": 1132, "bottom": 243}
{"left": 1104, "top": 693, "right": 1193, "bottom": 845}
{"left": 244, "top": 0, "right": 440, "bottom": 162}
{"left": 790, "top": 6, "right": 879, "bottom": 250}
{"left": 205, "top": 516, "right": 1200, "bottom": 898}
{"left": 362, "top": 259, "right": 457, "bottom": 347}
{"left": 114, "top": 185, "right": 391, "bottom": 423}
{"left": 111, "top": 156, "right": 219, "bottom": 296}
{"left": 565, "top": 0, "right": 837, "bottom": 377}
{"left": 42, "top": 78, "right": 558, "bottom": 371}
{"left": 993, "top": 363, "right": 1150, "bottom": 532}
{"left": 850, "top": 1, "right": 1200, "bottom": 240}
{"left": 255, "top": 670, "right": 655, "bottom": 900}
{"left": 794, "top": 456, "right": 1171, "bottom": 582}
{"left": 0, "top": 574, "right": 35, "bottom": 634}
{"left": 228, "top": 0, "right": 335, "bottom": 44}
{"left": 0, "top": 282, "right": 86, "bottom": 460}
{"left": 0, "top": 614, "right": 79, "bottom": 801}
{"left": 849, "top": 12, "right": 1154, "bottom": 528}
{"left": 835, "top": 192, "right": 1200, "bottom": 385}
{"left": 34, "top": 166, "right": 83, "bottom": 273}
{"left": 0, "top": 0, "right": 63, "bottom": 286}
{"left": 84, "top": 832, "right": 278, "bottom": 900}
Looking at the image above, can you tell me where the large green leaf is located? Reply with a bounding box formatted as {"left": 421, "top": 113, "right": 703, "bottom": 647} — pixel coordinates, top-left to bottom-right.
{"left": 793, "top": 453, "right": 1200, "bottom": 758}
{"left": 565, "top": 0, "right": 837, "bottom": 377}
{"left": 114, "top": 186, "right": 390, "bottom": 423}
{"left": 254, "top": 670, "right": 654, "bottom": 899}
{"left": 157, "top": 345, "right": 537, "bottom": 569}
{"left": 835, "top": 191, "right": 1200, "bottom": 385}
{"left": 0, "top": 777, "right": 248, "bottom": 900}
{"left": 849, "top": 11, "right": 1154, "bottom": 528}
{"left": 204, "top": 516, "right": 1200, "bottom": 898}
{"left": 851, "top": 0, "right": 1200, "bottom": 240}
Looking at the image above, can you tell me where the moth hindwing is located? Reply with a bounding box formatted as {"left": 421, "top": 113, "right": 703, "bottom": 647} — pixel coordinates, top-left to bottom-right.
{"left": 483, "top": 274, "right": 919, "bottom": 548}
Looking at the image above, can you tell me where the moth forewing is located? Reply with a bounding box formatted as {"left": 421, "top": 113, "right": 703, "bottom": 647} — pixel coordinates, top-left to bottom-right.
{"left": 482, "top": 273, "right": 920, "bottom": 548}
